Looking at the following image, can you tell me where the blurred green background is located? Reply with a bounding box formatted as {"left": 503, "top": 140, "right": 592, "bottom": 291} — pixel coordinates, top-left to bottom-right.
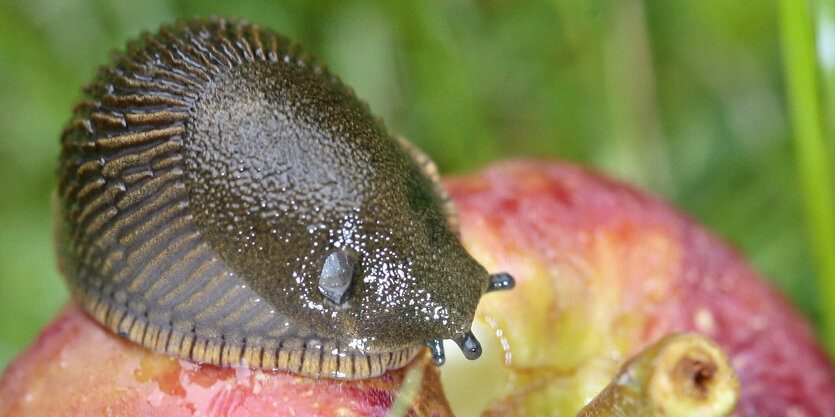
{"left": 1, "top": 0, "right": 833, "bottom": 370}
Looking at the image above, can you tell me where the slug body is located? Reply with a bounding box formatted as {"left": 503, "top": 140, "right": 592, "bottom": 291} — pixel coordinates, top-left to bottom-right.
{"left": 56, "top": 17, "right": 513, "bottom": 379}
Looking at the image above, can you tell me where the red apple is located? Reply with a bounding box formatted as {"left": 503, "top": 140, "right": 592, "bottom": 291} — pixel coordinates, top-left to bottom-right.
{"left": 1, "top": 160, "right": 833, "bottom": 416}
{"left": 440, "top": 160, "right": 835, "bottom": 416}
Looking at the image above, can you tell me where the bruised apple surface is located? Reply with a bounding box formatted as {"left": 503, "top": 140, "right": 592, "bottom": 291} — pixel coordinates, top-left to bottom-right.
{"left": 1, "top": 160, "right": 834, "bottom": 417}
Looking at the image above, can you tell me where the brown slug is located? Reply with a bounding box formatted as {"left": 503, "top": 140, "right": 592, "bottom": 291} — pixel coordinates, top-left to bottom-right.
{"left": 55, "top": 16, "right": 514, "bottom": 379}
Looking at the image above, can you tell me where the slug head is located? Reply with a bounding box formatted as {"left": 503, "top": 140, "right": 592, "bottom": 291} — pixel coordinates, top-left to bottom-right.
{"left": 185, "top": 59, "right": 492, "bottom": 355}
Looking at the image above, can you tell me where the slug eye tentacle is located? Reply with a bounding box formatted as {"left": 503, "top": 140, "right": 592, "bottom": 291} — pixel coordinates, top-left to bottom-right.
{"left": 318, "top": 252, "right": 354, "bottom": 304}
{"left": 487, "top": 272, "right": 515, "bottom": 292}
{"left": 425, "top": 339, "right": 446, "bottom": 366}
{"left": 455, "top": 331, "right": 482, "bottom": 360}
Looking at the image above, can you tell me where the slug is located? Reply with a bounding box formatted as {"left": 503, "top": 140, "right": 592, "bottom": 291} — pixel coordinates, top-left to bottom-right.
{"left": 55, "top": 16, "right": 514, "bottom": 379}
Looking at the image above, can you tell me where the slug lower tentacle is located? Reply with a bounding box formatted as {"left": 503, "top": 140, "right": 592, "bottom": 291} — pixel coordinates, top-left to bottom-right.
{"left": 425, "top": 339, "right": 447, "bottom": 366}
{"left": 455, "top": 331, "right": 482, "bottom": 360}
{"left": 55, "top": 16, "right": 514, "bottom": 380}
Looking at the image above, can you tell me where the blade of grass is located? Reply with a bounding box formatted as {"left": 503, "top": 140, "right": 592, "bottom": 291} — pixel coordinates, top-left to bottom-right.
{"left": 779, "top": 0, "right": 835, "bottom": 356}
{"left": 817, "top": 2, "right": 835, "bottom": 143}
{"left": 599, "top": 0, "right": 673, "bottom": 196}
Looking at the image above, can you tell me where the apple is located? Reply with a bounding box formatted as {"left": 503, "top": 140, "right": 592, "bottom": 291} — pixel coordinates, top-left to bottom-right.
{"left": 1, "top": 160, "right": 833, "bottom": 416}
{"left": 440, "top": 160, "right": 835, "bottom": 416}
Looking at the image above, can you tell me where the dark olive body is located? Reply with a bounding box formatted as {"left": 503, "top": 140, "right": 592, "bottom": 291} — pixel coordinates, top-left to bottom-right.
{"left": 55, "top": 17, "right": 513, "bottom": 379}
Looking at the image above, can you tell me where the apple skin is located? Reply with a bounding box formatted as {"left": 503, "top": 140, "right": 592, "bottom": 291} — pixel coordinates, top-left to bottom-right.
{"left": 1, "top": 159, "right": 834, "bottom": 416}
{"left": 0, "top": 304, "right": 453, "bottom": 417}
{"left": 442, "top": 160, "right": 835, "bottom": 416}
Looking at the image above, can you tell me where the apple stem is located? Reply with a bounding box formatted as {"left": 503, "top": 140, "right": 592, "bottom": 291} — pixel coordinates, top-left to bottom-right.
{"left": 574, "top": 333, "right": 739, "bottom": 417}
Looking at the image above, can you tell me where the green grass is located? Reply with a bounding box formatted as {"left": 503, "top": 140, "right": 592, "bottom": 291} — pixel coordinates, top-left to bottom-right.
{"left": 780, "top": 0, "right": 835, "bottom": 355}
{"left": 0, "top": 0, "right": 832, "bottom": 368}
